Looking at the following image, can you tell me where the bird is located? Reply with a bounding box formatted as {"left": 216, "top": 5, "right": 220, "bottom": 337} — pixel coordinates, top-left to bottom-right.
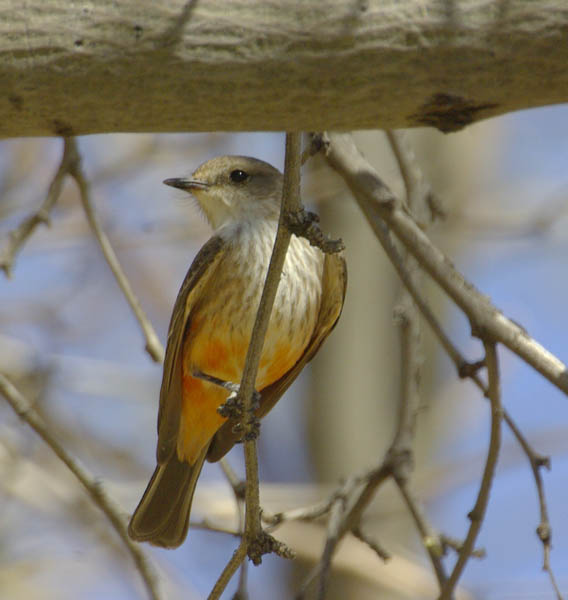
{"left": 128, "top": 155, "right": 346, "bottom": 548}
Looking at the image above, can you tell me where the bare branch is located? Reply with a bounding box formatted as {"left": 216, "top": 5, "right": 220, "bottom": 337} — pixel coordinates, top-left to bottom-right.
{"left": 316, "top": 493, "right": 346, "bottom": 600}
{"left": 505, "top": 421, "right": 563, "bottom": 599}
{"left": 350, "top": 527, "right": 391, "bottom": 562}
{"left": 440, "top": 342, "right": 503, "bottom": 600}
{"left": 357, "top": 206, "right": 490, "bottom": 395}
{"left": 440, "top": 535, "right": 486, "bottom": 560}
{"left": 0, "top": 372, "right": 161, "bottom": 600}
{"left": 190, "top": 521, "right": 240, "bottom": 537}
{"left": 262, "top": 493, "right": 341, "bottom": 528}
{"left": 219, "top": 458, "right": 246, "bottom": 503}
{"left": 64, "top": 138, "right": 165, "bottom": 363}
{"left": 294, "top": 476, "right": 363, "bottom": 600}
{"left": 295, "top": 464, "right": 391, "bottom": 596}
{"left": 0, "top": 139, "right": 70, "bottom": 277}
{"left": 219, "top": 459, "right": 249, "bottom": 600}
{"left": 234, "top": 555, "right": 250, "bottom": 600}
{"left": 392, "top": 295, "right": 423, "bottom": 454}
{"left": 208, "top": 541, "right": 248, "bottom": 600}
{"left": 394, "top": 478, "right": 448, "bottom": 589}
{"left": 323, "top": 132, "right": 568, "bottom": 396}
{"left": 239, "top": 130, "right": 301, "bottom": 548}
{"left": 386, "top": 130, "right": 446, "bottom": 222}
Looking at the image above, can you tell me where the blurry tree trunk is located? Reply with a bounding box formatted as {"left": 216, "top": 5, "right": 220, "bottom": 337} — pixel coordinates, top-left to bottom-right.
{"left": 307, "top": 134, "right": 402, "bottom": 479}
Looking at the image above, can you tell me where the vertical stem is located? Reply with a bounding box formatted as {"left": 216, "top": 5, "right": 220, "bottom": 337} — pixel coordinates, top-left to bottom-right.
{"left": 240, "top": 133, "right": 302, "bottom": 538}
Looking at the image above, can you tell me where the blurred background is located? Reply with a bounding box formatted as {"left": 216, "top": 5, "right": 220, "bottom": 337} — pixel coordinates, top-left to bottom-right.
{"left": 1, "top": 108, "right": 568, "bottom": 599}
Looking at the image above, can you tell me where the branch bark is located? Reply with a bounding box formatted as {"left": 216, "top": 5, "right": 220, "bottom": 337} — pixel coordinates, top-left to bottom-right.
{"left": 1, "top": 0, "right": 568, "bottom": 137}
{"left": 323, "top": 132, "right": 568, "bottom": 396}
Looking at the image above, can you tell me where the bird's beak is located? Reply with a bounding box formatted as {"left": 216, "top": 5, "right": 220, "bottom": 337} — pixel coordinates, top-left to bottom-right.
{"left": 163, "top": 178, "right": 210, "bottom": 191}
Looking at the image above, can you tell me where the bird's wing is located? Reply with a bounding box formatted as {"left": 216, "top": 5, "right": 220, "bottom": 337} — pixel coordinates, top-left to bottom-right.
{"left": 156, "top": 235, "right": 226, "bottom": 464}
{"left": 206, "top": 251, "right": 347, "bottom": 462}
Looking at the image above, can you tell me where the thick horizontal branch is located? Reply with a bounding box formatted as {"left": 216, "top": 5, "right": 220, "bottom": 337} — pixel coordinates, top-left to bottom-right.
{"left": 1, "top": 0, "right": 567, "bottom": 137}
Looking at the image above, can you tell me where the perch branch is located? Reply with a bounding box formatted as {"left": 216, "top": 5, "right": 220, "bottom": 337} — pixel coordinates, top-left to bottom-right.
{"left": 208, "top": 133, "right": 302, "bottom": 599}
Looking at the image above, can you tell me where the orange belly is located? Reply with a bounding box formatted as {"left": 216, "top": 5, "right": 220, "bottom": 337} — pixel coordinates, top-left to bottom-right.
{"left": 177, "top": 326, "right": 305, "bottom": 465}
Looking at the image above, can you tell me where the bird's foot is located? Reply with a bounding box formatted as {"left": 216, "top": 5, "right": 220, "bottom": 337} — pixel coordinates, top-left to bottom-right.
{"left": 217, "top": 386, "right": 261, "bottom": 421}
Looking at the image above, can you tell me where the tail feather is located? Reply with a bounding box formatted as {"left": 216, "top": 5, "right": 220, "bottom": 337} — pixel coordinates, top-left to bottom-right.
{"left": 128, "top": 447, "right": 208, "bottom": 548}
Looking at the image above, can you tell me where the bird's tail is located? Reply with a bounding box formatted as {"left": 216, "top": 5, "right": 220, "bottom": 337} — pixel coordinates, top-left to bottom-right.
{"left": 128, "top": 446, "right": 208, "bottom": 548}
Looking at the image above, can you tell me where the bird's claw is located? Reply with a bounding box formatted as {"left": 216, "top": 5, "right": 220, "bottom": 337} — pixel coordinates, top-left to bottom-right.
{"left": 217, "top": 388, "right": 261, "bottom": 420}
{"left": 217, "top": 390, "right": 243, "bottom": 419}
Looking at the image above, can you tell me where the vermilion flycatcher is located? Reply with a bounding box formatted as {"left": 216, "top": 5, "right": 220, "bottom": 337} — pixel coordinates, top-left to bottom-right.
{"left": 128, "top": 156, "right": 346, "bottom": 548}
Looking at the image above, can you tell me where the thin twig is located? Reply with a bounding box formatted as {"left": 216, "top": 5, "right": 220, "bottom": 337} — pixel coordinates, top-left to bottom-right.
{"left": 387, "top": 130, "right": 420, "bottom": 205}
{"left": 505, "top": 422, "right": 563, "bottom": 599}
{"left": 386, "top": 130, "right": 446, "bottom": 222}
{"left": 239, "top": 131, "right": 301, "bottom": 556}
{"left": 262, "top": 495, "right": 338, "bottom": 528}
{"left": 395, "top": 478, "right": 448, "bottom": 588}
{"left": 440, "top": 342, "right": 503, "bottom": 600}
{"left": 220, "top": 458, "right": 246, "bottom": 502}
{"left": 234, "top": 556, "right": 250, "bottom": 600}
{"left": 351, "top": 526, "right": 391, "bottom": 562}
{"left": 391, "top": 291, "right": 449, "bottom": 590}
{"left": 316, "top": 495, "right": 346, "bottom": 600}
{"left": 64, "top": 137, "right": 164, "bottom": 363}
{"left": 208, "top": 133, "right": 302, "bottom": 599}
{"left": 190, "top": 521, "right": 240, "bottom": 536}
{"left": 300, "top": 131, "right": 511, "bottom": 598}
{"left": 323, "top": 464, "right": 391, "bottom": 559}
{"left": 366, "top": 214, "right": 489, "bottom": 394}
{"left": 387, "top": 128, "right": 448, "bottom": 591}
{"left": 0, "top": 373, "right": 160, "bottom": 600}
{"left": 208, "top": 541, "right": 248, "bottom": 600}
{"left": 323, "top": 132, "right": 568, "bottom": 396}
{"left": 1, "top": 139, "right": 71, "bottom": 277}
{"left": 296, "top": 562, "right": 324, "bottom": 600}
{"left": 440, "top": 535, "right": 486, "bottom": 560}
{"left": 219, "top": 459, "right": 249, "bottom": 600}
{"left": 295, "top": 478, "right": 357, "bottom": 600}
{"left": 392, "top": 295, "right": 423, "bottom": 455}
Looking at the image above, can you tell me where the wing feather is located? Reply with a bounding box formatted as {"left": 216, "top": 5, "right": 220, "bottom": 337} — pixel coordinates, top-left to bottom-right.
{"left": 156, "top": 235, "right": 226, "bottom": 464}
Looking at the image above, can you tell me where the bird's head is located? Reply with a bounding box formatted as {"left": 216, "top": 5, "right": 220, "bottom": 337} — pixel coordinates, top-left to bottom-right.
{"left": 164, "top": 155, "right": 284, "bottom": 230}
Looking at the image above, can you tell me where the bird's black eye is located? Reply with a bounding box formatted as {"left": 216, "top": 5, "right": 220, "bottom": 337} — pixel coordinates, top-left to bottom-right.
{"left": 230, "top": 169, "right": 249, "bottom": 183}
